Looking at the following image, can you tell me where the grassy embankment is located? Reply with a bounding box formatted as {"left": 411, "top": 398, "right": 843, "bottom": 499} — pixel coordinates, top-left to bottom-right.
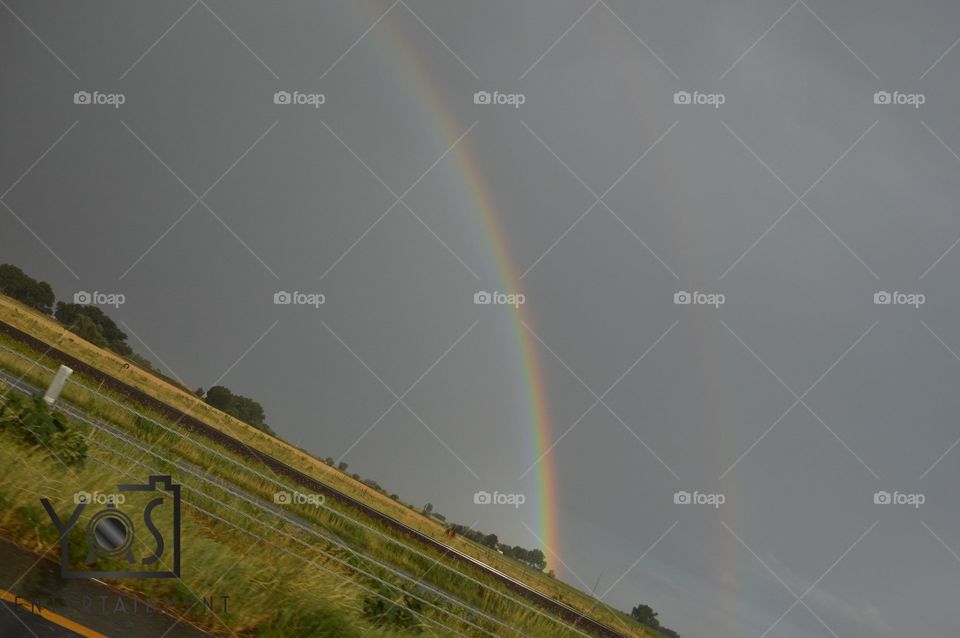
{"left": 0, "top": 294, "right": 656, "bottom": 637}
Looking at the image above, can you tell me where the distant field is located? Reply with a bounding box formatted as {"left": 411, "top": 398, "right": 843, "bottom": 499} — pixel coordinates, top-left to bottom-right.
{"left": 0, "top": 294, "right": 658, "bottom": 638}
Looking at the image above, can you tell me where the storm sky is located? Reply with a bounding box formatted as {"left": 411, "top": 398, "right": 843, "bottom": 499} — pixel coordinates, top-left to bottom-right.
{"left": 4, "top": 2, "right": 960, "bottom": 636}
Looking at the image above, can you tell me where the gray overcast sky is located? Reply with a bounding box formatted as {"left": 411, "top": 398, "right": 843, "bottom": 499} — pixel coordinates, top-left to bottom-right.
{"left": 4, "top": 1, "right": 960, "bottom": 636}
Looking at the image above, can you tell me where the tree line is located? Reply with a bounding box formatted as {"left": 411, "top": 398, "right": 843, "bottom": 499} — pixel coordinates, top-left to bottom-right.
{"left": 447, "top": 523, "right": 547, "bottom": 571}
{"left": 0, "top": 264, "right": 273, "bottom": 435}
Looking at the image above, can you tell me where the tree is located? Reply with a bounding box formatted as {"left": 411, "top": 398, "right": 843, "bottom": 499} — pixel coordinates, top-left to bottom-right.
{"left": 422, "top": 502, "right": 433, "bottom": 515}
{"left": 496, "top": 545, "right": 546, "bottom": 570}
{"left": 73, "top": 315, "right": 109, "bottom": 349}
{"left": 629, "top": 604, "right": 680, "bottom": 637}
{"left": 0, "top": 264, "right": 55, "bottom": 314}
{"left": 231, "top": 393, "right": 266, "bottom": 428}
{"left": 630, "top": 604, "right": 659, "bottom": 628}
{"left": 528, "top": 548, "right": 546, "bottom": 571}
{"left": 204, "top": 385, "right": 274, "bottom": 435}
{"left": 205, "top": 386, "right": 234, "bottom": 411}
{"left": 54, "top": 302, "right": 132, "bottom": 356}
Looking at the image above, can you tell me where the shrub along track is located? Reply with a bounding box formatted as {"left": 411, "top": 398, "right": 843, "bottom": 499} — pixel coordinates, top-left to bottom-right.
{"left": 0, "top": 319, "right": 630, "bottom": 638}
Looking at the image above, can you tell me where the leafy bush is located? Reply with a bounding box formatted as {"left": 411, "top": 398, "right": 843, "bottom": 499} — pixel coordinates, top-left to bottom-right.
{"left": 0, "top": 393, "right": 86, "bottom": 465}
{"left": 50, "top": 428, "right": 89, "bottom": 466}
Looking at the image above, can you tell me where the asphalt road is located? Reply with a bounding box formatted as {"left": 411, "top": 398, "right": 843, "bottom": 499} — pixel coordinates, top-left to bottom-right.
{"left": 0, "top": 539, "right": 210, "bottom": 638}
{"left": 0, "top": 601, "right": 84, "bottom": 638}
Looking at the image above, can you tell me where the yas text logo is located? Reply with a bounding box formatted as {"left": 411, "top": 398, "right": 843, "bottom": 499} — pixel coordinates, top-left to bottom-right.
{"left": 40, "top": 475, "right": 181, "bottom": 579}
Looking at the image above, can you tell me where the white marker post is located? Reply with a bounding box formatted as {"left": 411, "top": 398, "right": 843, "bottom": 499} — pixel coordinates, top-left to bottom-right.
{"left": 43, "top": 365, "right": 73, "bottom": 405}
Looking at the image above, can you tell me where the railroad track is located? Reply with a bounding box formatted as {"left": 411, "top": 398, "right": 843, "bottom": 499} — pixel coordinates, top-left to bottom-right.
{"left": 0, "top": 319, "right": 632, "bottom": 638}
